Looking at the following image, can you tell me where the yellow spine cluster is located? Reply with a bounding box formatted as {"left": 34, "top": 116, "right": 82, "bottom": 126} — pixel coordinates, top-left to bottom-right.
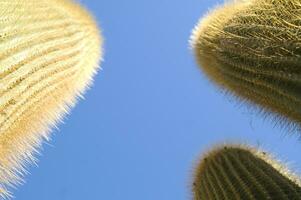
{"left": 0, "top": 0, "right": 102, "bottom": 197}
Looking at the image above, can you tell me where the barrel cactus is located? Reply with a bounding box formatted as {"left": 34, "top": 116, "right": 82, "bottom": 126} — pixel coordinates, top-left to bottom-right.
{"left": 193, "top": 145, "right": 301, "bottom": 200}
{"left": 191, "top": 0, "right": 301, "bottom": 127}
{"left": 0, "top": 0, "right": 102, "bottom": 197}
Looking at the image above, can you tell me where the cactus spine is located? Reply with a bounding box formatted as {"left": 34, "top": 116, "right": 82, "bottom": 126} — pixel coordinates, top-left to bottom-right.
{"left": 0, "top": 0, "right": 102, "bottom": 197}
{"left": 193, "top": 145, "right": 301, "bottom": 200}
{"left": 191, "top": 0, "right": 301, "bottom": 126}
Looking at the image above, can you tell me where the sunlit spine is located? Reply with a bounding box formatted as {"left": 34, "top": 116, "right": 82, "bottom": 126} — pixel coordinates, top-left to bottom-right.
{"left": 0, "top": 0, "right": 102, "bottom": 197}
{"left": 191, "top": 0, "right": 301, "bottom": 127}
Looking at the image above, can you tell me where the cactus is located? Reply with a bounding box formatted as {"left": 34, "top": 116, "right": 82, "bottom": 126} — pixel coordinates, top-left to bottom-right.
{"left": 193, "top": 145, "right": 301, "bottom": 200}
{"left": 0, "top": 0, "right": 102, "bottom": 197}
{"left": 191, "top": 0, "right": 301, "bottom": 126}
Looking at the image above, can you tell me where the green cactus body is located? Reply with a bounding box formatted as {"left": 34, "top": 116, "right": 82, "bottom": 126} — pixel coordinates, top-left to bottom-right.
{"left": 191, "top": 0, "right": 301, "bottom": 126}
{"left": 0, "top": 0, "right": 102, "bottom": 197}
{"left": 193, "top": 145, "right": 301, "bottom": 200}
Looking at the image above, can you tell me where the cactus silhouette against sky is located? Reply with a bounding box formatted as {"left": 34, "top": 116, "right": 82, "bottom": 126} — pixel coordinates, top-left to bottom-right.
{"left": 191, "top": 0, "right": 301, "bottom": 127}
{"left": 191, "top": 0, "right": 301, "bottom": 199}
{"left": 193, "top": 145, "right": 301, "bottom": 200}
{"left": 0, "top": 0, "right": 102, "bottom": 197}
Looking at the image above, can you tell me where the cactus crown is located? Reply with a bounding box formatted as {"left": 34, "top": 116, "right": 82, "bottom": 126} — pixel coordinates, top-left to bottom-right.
{"left": 191, "top": 0, "right": 301, "bottom": 128}
{"left": 193, "top": 145, "right": 301, "bottom": 200}
{"left": 0, "top": 0, "right": 102, "bottom": 197}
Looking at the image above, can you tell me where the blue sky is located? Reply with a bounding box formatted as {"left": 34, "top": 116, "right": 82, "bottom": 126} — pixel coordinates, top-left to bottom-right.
{"left": 15, "top": 0, "right": 301, "bottom": 199}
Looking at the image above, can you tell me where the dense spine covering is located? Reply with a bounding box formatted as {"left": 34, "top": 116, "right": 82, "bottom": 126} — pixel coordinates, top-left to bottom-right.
{"left": 193, "top": 145, "right": 301, "bottom": 200}
{"left": 191, "top": 0, "right": 301, "bottom": 126}
{"left": 0, "top": 0, "right": 102, "bottom": 197}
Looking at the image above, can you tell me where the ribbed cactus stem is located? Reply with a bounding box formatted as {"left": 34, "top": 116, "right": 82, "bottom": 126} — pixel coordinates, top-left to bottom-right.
{"left": 191, "top": 0, "right": 301, "bottom": 127}
{"left": 193, "top": 145, "right": 301, "bottom": 200}
{"left": 0, "top": 0, "right": 102, "bottom": 197}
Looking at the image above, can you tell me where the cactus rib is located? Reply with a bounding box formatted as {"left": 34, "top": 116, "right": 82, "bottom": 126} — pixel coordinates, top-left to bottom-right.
{"left": 191, "top": 0, "right": 301, "bottom": 127}
{"left": 193, "top": 145, "right": 301, "bottom": 200}
{"left": 0, "top": 0, "right": 102, "bottom": 197}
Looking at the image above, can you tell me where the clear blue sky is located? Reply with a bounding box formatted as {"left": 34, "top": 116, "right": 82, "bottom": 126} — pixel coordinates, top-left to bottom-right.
{"left": 15, "top": 0, "right": 301, "bottom": 199}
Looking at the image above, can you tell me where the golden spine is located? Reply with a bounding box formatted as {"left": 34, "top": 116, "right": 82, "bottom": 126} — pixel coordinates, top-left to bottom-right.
{"left": 191, "top": 0, "right": 301, "bottom": 127}
{"left": 0, "top": 0, "right": 102, "bottom": 197}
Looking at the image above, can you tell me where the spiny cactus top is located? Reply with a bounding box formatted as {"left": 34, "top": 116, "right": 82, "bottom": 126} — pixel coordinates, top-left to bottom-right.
{"left": 191, "top": 0, "right": 301, "bottom": 128}
{"left": 0, "top": 0, "right": 102, "bottom": 197}
{"left": 193, "top": 145, "right": 301, "bottom": 200}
